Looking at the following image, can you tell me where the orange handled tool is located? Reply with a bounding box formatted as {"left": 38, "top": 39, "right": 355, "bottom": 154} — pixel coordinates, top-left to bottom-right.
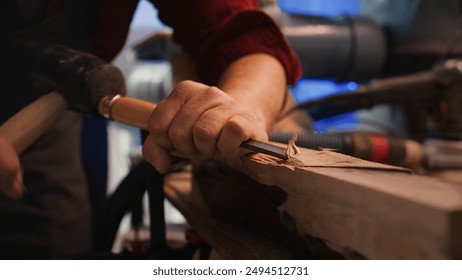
{"left": 99, "top": 95, "right": 289, "bottom": 160}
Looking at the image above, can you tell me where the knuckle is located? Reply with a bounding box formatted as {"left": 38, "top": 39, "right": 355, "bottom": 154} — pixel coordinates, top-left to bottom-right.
{"left": 225, "top": 116, "right": 246, "bottom": 135}
{"left": 174, "top": 80, "right": 194, "bottom": 97}
{"left": 193, "top": 127, "right": 216, "bottom": 156}
{"left": 168, "top": 127, "right": 188, "bottom": 145}
{"left": 192, "top": 122, "right": 214, "bottom": 142}
{"left": 206, "top": 86, "right": 222, "bottom": 95}
{"left": 148, "top": 122, "right": 165, "bottom": 136}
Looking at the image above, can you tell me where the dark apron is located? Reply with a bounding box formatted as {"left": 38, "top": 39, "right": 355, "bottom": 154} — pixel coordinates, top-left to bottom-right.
{"left": 0, "top": 1, "right": 96, "bottom": 259}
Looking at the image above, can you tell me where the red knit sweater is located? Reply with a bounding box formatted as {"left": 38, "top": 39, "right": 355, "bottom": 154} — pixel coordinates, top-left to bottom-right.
{"left": 49, "top": 0, "right": 301, "bottom": 85}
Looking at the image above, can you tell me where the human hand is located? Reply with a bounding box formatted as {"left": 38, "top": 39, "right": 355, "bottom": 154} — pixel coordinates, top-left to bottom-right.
{"left": 142, "top": 80, "right": 268, "bottom": 173}
{"left": 0, "top": 133, "right": 23, "bottom": 199}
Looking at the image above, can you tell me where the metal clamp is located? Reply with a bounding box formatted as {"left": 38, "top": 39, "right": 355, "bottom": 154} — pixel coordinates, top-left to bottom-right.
{"left": 99, "top": 94, "right": 121, "bottom": 119}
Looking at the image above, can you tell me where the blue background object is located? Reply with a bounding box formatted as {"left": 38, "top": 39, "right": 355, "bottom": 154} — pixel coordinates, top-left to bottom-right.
{"left": 277, "top": 0, "right": 361, "bottom": 17}
{"left": 278, "top": 0, "right": 362, "bottom": 132}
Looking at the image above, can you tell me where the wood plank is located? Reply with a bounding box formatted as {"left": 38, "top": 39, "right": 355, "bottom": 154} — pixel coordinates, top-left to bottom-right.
{"left": 189, "top": 147, "right": 462, "bottom": 259}
{"left": 164, "top": 172, "right": 301, "bottom": 259}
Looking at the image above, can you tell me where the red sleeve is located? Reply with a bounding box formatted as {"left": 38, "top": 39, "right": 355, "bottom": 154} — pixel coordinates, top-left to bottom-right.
{"left": 90, "top": 0, "right": 139, "bottom": 61}
{"left": 149, "top": 0, "right": 301, "bottom": 85}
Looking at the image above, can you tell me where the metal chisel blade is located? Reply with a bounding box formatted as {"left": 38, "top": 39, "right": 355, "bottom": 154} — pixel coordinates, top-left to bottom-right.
{"left": 240, "top": 139, "right": 289, "bottom": 160}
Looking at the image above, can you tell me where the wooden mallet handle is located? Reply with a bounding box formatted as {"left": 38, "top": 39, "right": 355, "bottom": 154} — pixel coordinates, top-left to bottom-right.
{"left": 0, "top": 93, "right": 156, "bottom": 154}
{"left": 0, "top": 92, "right": 68, "bottom": 153}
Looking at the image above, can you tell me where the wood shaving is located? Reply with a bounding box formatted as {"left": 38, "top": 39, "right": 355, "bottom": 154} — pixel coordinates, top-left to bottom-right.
{"left": 285, "top": 133, "right": 300, "bottom": 159}
{"left": 248, "top": 153, "right": 304, "bottom": 170}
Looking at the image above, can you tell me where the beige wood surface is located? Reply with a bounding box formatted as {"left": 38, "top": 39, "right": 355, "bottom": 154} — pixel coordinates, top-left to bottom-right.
{"left": 187, "top": 147, "right": 462, "bottom": 259}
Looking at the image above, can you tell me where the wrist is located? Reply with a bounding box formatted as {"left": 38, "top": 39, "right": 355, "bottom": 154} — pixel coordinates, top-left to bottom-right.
{"left": 218, "top": 53, "right": 287, "bottom": 132}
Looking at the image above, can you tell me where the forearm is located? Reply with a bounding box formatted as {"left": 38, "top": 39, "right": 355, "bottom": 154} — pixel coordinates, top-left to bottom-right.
{"left": 217, "top": 53, "right": 287, "bottom": 132}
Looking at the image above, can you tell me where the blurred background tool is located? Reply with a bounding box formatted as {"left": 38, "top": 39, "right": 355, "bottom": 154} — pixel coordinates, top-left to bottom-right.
{"left": 270, "top": 131, "right": 423, "bottom": 166}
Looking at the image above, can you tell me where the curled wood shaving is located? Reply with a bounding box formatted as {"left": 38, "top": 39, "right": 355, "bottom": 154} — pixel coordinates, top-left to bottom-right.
{"left": 285, "top": 133, "right": 300, "bottom": 159}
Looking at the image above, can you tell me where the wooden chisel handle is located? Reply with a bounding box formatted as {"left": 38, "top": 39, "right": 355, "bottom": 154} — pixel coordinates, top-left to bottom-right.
{"left": 0, "top": 92, "right": 68, "bottom": 153}
{"left": 98, "top": 95, "right": 157, "bottom": 130}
